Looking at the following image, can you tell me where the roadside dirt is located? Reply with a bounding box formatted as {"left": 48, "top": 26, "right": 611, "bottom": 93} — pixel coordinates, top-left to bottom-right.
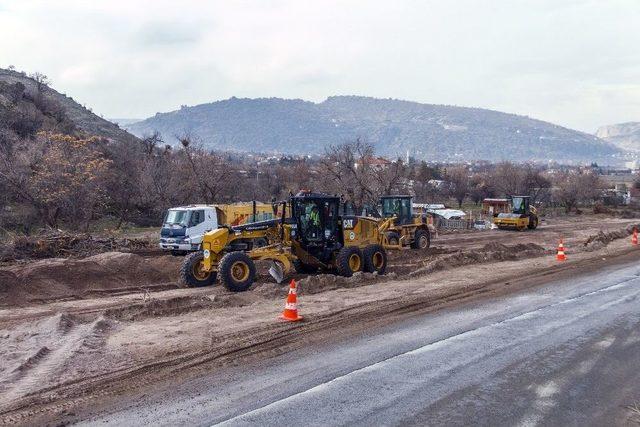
{"left": 0, "top": 253, "right": 181, "bottom": 306}
{"left": 1, "top": 215, "right": 639, "bottom": 425}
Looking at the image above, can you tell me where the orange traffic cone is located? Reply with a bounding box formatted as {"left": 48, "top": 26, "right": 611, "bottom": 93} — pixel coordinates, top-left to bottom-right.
{"left": 280, "top": 279, "right": 303, "bottom": 322}
{"left": 632, "top": 228, "right": 638, "bottom": 246}
{"left": 556, "top": 239, "right": 566, "bottom": 261}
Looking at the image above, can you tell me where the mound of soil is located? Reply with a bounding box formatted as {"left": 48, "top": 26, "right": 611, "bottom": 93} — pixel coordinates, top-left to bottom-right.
{"left": 582, "top": 223, "right": 640, "bottom": 252}
{"left": 0, "top": 231, "right": 156, "bottom": 262}
{"left": 0, "top": 252, "right": 181, "bottom": 306}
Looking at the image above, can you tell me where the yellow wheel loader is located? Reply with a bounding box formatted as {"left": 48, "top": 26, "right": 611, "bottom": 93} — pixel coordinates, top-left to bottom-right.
{"left": 377, "top": 195, "right": 435, "bottom": 250}
{"left": 493, "top": 196, "right": 539, "bottom": 231}
{"left": 180, "top": 191, "right": 388, "bottom": 292}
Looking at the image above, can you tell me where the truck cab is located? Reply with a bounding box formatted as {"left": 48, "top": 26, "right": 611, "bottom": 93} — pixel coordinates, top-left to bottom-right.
{"left": 160, "top": 205, "right": 217, "bottom": 255}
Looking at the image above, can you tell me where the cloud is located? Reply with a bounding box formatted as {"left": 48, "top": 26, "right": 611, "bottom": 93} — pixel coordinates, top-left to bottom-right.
{"left": 0, "top": 0, "right": 638, "bottom": 132}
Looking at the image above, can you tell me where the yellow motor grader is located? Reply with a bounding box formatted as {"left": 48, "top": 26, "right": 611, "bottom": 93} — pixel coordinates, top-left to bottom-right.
{"left": 493, "top": 196, "right": 539, "bottom": 231}
{"left": 180, "top": 191, "right": 388, "bottom": 292}
{"left": 377, "top": 195, "right": 435, "bottom": 250}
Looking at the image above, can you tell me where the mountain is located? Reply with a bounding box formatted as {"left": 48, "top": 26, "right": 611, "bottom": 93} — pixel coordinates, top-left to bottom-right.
{"left": 596, "top": 122, "right": 640, "bottom": 153}
{"left": 127, "top": 95, "right": 621, "bottom": 164}
{"left": 0, "top": 68, "right": 137, "bottom": 144}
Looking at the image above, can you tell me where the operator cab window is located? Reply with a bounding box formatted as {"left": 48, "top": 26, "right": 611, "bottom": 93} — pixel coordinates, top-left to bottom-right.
{"left": 298, "top": 200, "right": 323, "bottom": 243}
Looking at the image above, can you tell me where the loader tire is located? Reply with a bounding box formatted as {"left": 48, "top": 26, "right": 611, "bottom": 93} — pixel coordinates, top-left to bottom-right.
{"left": 363, "top": 244, "right": 387, "bottom": 274}
{"left": 218, "top": 251, "right": 256, "bottom": 292}
{"left": 527, "top": 215, "right": 538, "bottom": 230}
{"left": 335, "top": 247, "right": 363, "bottom": 277}
{"left": 180, "top": 251, "right": 217, "bottom": 288}
{"left": 385, "top": 231, "right": 400, "bottom": 246}
{"left": 411, "top": 229, "right": 431, "bottom": 250}
{"left": 293, "top": 259, "right": 318, "bottom": 274}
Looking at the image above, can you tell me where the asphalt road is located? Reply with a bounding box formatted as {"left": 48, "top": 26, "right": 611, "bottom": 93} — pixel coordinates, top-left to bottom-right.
{"left": 80, "top": 261, "right": 640, "bottom": 426}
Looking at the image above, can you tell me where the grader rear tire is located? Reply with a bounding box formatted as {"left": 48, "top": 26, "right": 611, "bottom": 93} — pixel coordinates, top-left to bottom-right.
{"left": 335, "top": 247, "right": 363, "bottom": 277}
{"left": 180, "top": 251, "right": 217, "bottom": 287}
{"left": 218, "top": 251, "right": 256, "bottom": 292}
{"left": 363, "top": 244, "right": 387, "bottom": 274}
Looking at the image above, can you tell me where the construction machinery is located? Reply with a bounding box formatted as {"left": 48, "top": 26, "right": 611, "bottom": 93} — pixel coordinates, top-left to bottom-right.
{"left": 160, "top": 201, "right": 277, "bottom": 255}
{"left": 180, "top": 191, "right": 388, "bottom": 292}
{"left": 377, "top": 195, "right": 435, "bottom": 250}
{"left": 493, "top": 196, "right": 539, "bottom": 231}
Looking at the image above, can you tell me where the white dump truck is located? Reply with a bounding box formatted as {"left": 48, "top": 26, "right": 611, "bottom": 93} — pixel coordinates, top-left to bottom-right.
{"left": 159, "top": 202, "right": 276, "bottom": 255}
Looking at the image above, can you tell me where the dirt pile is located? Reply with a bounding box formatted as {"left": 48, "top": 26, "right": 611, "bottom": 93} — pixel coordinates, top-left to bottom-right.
{"left": 0, "top": 231, "right": 156, "bottom": 262}
{"left": 409, "top": 243, "right": 546, "bottom": 278}
{"left": 582, "top": 223, "right": 639, "bottom": 251}
{"left": 0, "top": 252, "right": 181, "bottom": 306}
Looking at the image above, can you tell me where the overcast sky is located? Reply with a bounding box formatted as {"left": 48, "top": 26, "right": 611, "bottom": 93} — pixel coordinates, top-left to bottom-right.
{"left": 0, "top": 0, "right": 638, "bottom": 132}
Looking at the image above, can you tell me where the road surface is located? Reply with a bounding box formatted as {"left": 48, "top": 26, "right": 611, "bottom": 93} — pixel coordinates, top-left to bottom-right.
{"left": 80, "top": 260, "right": 640, "bottom": 426}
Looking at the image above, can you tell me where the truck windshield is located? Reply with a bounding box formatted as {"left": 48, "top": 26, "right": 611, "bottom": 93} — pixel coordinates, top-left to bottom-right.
{"left": 164, "top": 210, "right": 190, "bottom": 227}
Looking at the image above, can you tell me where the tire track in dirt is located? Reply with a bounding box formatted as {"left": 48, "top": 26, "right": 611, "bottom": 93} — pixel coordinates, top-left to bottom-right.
{"left": 1, "top": 219, "right": 640, "bottom": 425}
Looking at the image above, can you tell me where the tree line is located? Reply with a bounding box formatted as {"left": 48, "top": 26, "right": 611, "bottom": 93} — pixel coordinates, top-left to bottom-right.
{"left": 0, "top": 127, "right": 607, "bottom": 234}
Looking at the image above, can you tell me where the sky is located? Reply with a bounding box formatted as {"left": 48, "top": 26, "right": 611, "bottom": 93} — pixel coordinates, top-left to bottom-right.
{"left": 0, "top": 0, "right": 638, "bottom": 132}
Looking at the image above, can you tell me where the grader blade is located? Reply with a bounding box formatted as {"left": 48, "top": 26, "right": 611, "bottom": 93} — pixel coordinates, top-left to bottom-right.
{"left": 268, "top": 261, "right": 285, "bottom": 284}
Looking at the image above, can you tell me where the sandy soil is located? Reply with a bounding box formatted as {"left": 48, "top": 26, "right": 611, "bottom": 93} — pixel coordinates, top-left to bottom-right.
{"left": 1, "top": 215, "right": 639, "bottom": 425}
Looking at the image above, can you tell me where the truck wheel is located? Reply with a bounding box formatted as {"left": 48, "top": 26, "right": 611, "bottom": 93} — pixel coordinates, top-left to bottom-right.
{"left": 528, "top": 215, "right": 538, "bottom": 230}
{"left": 411, "top": 229, "right": 431, "bottom": 249}
{"left": 293, "top": 259, "right": 318, "bottom": 274}
{"left": 385, "top": 231, "right": 400, "bottom": 246}
{"left": 363, "top": 244, "right": 387, "bottom": 274}
{"left": 219, "top": 251, "right": 256, "bottom": 292}
{"left": 180, "top": 251, "right": 217, "bottom": 287}
{"left": 335, "top": 247, "right": 363, "bottom": 277}
{"left": 171, "top": 250, "right": 188, "bottom": 256}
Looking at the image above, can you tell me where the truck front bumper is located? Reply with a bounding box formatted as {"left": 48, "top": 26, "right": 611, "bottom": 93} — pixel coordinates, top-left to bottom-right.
{"left": 159, "top": 241, "right": 199, "bottom": 251}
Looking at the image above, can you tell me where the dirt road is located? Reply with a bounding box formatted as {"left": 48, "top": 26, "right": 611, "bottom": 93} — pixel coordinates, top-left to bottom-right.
{"left": 0, "top": 215, "right": 639, "bottom": 425}
{"left": 80, "top": 258, "right": 640, "bottom": 426}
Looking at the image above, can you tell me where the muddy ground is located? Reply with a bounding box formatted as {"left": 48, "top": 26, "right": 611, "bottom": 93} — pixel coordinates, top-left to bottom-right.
{"left": 1, "top": 215, "right": 640, "bottom": 425}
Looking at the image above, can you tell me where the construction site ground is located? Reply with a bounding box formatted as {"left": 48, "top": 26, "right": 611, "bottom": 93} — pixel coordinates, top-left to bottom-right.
{"left": 1, "top": 214, "right": 640, "bottom": 425}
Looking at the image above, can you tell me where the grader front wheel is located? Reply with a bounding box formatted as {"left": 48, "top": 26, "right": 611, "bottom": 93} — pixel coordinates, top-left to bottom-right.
{"left": 218, "top": 251, "right": 256, "bottom": 292}
{"left": 180, "top": 251, "right": 217, "bottom": 287}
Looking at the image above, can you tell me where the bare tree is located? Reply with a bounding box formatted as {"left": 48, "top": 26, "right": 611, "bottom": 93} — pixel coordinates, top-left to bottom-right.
{"left": 445, "top": 165, "right": 470, "bottom": 208}
{"left": 29, "top": 72, "right": 50, "bottom": 93}
{"left": 319, "top": 139, "right": 376, "bottom": 208}
{"left": 553, "top": 171, "right": 602, "bottom": 213}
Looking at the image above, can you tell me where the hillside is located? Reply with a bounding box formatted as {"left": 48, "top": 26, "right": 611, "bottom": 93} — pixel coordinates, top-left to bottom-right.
{"left": 127, "top": 96, "right": 621, "bottom": 163}
{"left": 596, "top": 122, "right": 640, "bottom": 153}
{"left": 0, "top": 68, "right": 137, "bottom": 144}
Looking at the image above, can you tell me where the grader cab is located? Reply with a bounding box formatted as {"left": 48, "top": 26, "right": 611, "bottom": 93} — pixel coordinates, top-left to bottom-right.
{"left": 180, "top": 191, "right": 388, "bottom": 292}
{"left": 378, "top": 195, "right": 434, "bottom": 250}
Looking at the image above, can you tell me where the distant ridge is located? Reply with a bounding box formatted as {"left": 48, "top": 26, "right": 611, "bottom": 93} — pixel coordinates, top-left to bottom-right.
{"left": 596, "top": 122, "right": 640, "bottom": 153}
{"left": 127, "top": 95, "right": 621, "bottom": 163}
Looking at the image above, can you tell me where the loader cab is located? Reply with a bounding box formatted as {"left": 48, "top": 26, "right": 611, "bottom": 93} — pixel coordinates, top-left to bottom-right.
{"left": 381, "top": 195, "right": 413, "bottom": 225}
{"left": 510, "top": 196, "right": 531, "bottom": 216}
{"left": 290, "top": 192, "right": 342, "bottom": 259}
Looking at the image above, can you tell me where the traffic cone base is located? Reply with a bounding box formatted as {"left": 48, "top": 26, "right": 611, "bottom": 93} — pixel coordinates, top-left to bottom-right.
{"left": 280, "top": 279, "right": 303, "bottom": 322}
